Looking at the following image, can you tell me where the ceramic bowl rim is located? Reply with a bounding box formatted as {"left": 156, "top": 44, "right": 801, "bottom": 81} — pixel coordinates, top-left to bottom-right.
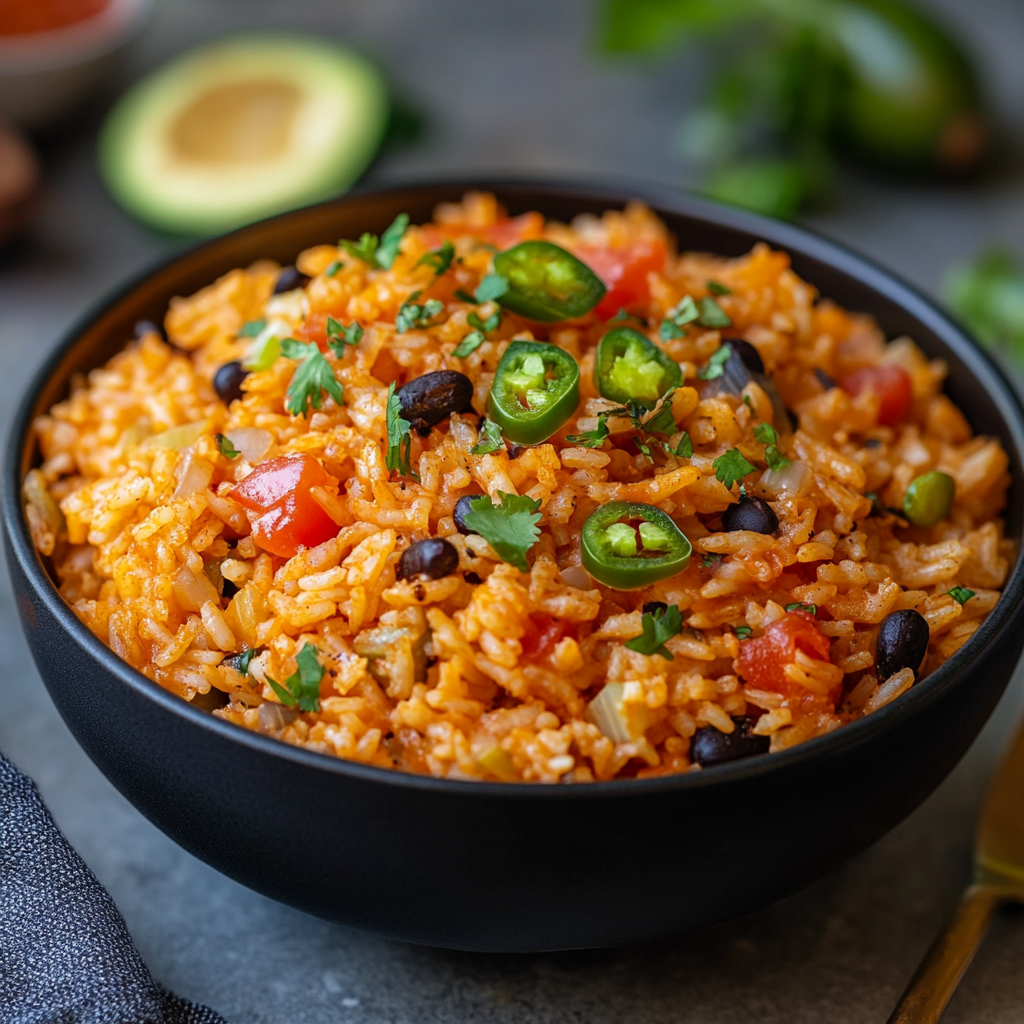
{"left": 6, "top": 174, "right": 1024, "bottom": 801}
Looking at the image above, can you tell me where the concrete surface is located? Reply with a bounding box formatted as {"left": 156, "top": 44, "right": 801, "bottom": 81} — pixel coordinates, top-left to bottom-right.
{"left": 2, "top": 0, "right": 1024, "bottom": 1020}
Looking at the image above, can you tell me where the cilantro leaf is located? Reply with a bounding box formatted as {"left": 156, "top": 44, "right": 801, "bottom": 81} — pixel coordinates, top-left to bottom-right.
{"left": 396, "top": 291, "right": 445, "bottom": 334}
{"left": 785, "top": 602, "right": 817, "bottom": 616}
{"left": 713, "top": 447, "right": 756, "bottom": 489}
{"left": 642, "top": 390, "right": 678, "bottom": 436}
{"left": 754, "top": 421, "right": 790, "bottom": 472}
{"left": 280, "top": 338, "right": 343, "bottom": 418}
{"left": 223, "top": 647, "right": 261, "bottom": 675}
{"left": 660, "top": 319, "right": 685, "bottom": 342}
{"left": 265, "top": 643, "right": 324, "bottom": 713}
{"left": 467, "top": 309, "right": 501, "bottom": 333}
{"left": 326, "top": 317, "right": 363, "bottom": 356}
{"left": 475, "top": 273, "right": 509, "bottom": 303}
{"left": 325, "top": 260, "right": 344, "bottom": 277}
{"left": 417, "top": 239, "right": 456, "bottom": 279}
{"left": 948, "top": 587, "right": 976, "bottom": 605}
{"left": 734, "top": 625, "right": 752, "bottom": 640}
{"left": 566, "top": 412, "right": 611, "bottom": 449}
{"left": 701, "top": 552, "right": 722, "bottom": 568}
{"left": 470, "top": 418, "right": 504, "bottom": 455}
{"left": 660, "top": 295, "right": 700, "bottom": 341}
{"left": 454, "top": 289, "right": 478, "bottom": 303}
{"left": 340, "top": 231, "right": 380, "bottom": 266}
{"left": 461, "top": 492, "right": 542, "bottom": 573}
{"left": 385, "top": 382, "right": 416, "bottom": 479}
{"left": 452, "top": 330, "right": 485, "bottom": 358}
{"left": 238, "top": 319, "right": 266, "bottom": 338}
{"left": 697, "top": 296, "right": 732, "bottom": 328}
{"left": 674, "top": 431, "right": 693, "bottom": 458}
{"left": 707, "top": 280, "right": 731, "bottom": 295}
{"left": 698, "top": 346, "right": 732, "bottom": 380}
{"left": 625, "top": 604, "right": 683, "bottom": 660}
{"left": 215, "top": 433, "right": 241, "bottom": 459}
{"left": 376, "top": 213, "right": 409, "bottom": 270}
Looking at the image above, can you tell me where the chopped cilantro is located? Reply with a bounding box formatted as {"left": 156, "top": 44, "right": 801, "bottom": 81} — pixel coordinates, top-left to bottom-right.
{"left": 698, "top": 346, "right": 732, "bottom": 380}
{"left": 467, "top": 309, "right": 501, "bottom": 333}
{"left": 461, "top": 492, "right": 542, "bottom": 573}
{"left": 713, "top": 447, "right": 757, "bottom": 489}
{"left": 734, "top": 625, "right": 753, "bottom": 640}
{"left": 754, "top": 421, "right": 790, "bottom": 472}
{"left": 280, "top": 338, "right": 343, "bottom": 418}
{"left": 340, "top": 213, "right": 408, "bottom": 270}
{"left": 340, "top": 232, "right": 380, "bottom": 266}
{"left": 215, "top": 433, "right": 241, "bottom": 459}
{"left": 743, "top": 394, "right": 754, "bottom": 411}
{"left": 566, "top": 412, "right": 611, "bottom": 449}
{"left": 701, "top": 552, "right": 722, "bottom": 568}
{"left": 674, "top": 431, "right": 693, "bottom": 458}
{"left": 223, "top": 647, "right": 260, "bottom": 675}
{"left": 452, "top": 330, "right": 485, "bottom": 358}
{"left": 385, "top": 382, "right": 416, "bottom": 479}
{"left": 265, "top": 643, "right": 324, "bottom": 713}
{"left": 642, "top": 389, "right": 678, "bottom": 436}
{"left": 325, "top": 260, "right": 344, "bottom": 277}
{"left": 707, "top": 280, "right": 731, "bottom": 295}
{"left": 625, "top": 604, "right": 683, "bottom": 660}
{"left": 470, "top": 418, "right": 504, "bottom": 455}
{"left": 785, "top": 602, "right": 817, "bottom": 616}
{"left": 475, "top": 273, "right": 510, "bottom": 303}
{"left": 396, "top": 291, "right": 445, "bottom": 334}
{"left": 326, "top": 317, "right": 363, "bottom": 355}
{"left": 660, "top": 295, "right": 700, "bottom": 341}
{"left": 238, "top": 319, "right": 266, "bottom": 338}
{"left": 417, "top": 239, "right": 456, "bottom": 279}
{"left": 948, "top": 587, "right": 976, "bottom": 605}
{"left": 454, "top": 289, "right": 478, "bottom": 303}
{"left": 660, "top": 319, "right": 685, "bottom": 342}
{"left": 697, "top": 296, "right": 732, "bottom": 328}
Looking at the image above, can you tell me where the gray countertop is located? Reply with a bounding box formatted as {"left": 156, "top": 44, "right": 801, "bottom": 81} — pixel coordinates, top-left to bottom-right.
{"left": 3, "top": 1, "right": 1024, "bottom": 1020}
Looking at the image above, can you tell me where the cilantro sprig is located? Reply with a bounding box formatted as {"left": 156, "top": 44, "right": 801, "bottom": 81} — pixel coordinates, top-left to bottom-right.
{"left": 280, "top": 338, "right": 343, "bottom": 418}
{"left": 223, "top": 647, "right": 260, "bottom": 676}
{"left": 385, "top": 382, "right": 417, "bottom": 479}
{"left": 417, "top": 239, "right": 456, "bottom": 279}
{"left": 713, "top": 447, "right": 757, "bottom": 489}
{"left": 461, "top": 492, "right": 542, "bottom": 572}
{"left": 785, "top": 601, "right": 817, "bottom": 615}
{"left": 474, "top": 273, "right": 509, "bottom": 303}
{"left": 215, "top": 433, "right": 241, "bottom": 459}
{"left": 340, "top": 213, "right": 409, "bottom": 270}
{"left": 396, "top": 291, "right": 445, "bottom": 334}
{"left": 660, "top": 295, "right": 699, "bottom": 341}
{"left": 452, "top": 331, "right": 486, "bottom": 358}
{"left": 625, "top": 604, "right": 683, "bottom": 660}
{"left": 698, "top": 346, "right": 731, "bottom": 380}
{"left": 753, "top": 422, "right": 790, "bottom": 472}
{"left": 566, "top": 412, "right": 612, "bottom": 449}
{"left": 948, "top": 587, "right": 976, "bottom": 605}
{"left": 697, "top": 296, "right": 732, "bottom": 328}
{"left": 265, "top": 643, "right": 324, "bottom": 713}
{"left": 470, "top": 419, "right": 504, "bottom": 455}
{"left": 326, "top": 317, "right": 363, "bottom": 355}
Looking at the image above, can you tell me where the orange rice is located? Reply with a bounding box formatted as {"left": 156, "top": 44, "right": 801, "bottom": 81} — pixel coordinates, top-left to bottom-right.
{"left": 24, "top": 193, "right": 1013, "bottom": 782}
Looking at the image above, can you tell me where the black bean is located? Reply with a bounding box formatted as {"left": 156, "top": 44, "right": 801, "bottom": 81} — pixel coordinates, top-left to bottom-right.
{"left": 397, "top": 538, "right": 460, "bottom": 581}
{"left": 222, "top": 578, "right": 239, "bottom": 600}
{"left": 213, "top": 361, "right": 249, "bottom": 404}
{"left": 273, "top": 266, "right": 311, "bottom": 294}
{"left": 814, "top": 366, "right": 837, "bottom": 390}
{"left": 191, "top": 688, "right": 230, "bottom": 712}
{"left": 721, "top": 496, "right": 779, "bottom": 535}
{"left": 397, "top": 371, "right": 475, "bottom": 431}
{"left": 864, "top": 437, "right": 883, "bottom": 449}
{"left": 785, "top": 407, "right": 799, "bottom": 432}
{"left": 691, "top": 716, "right": 769, "bottom": 767}
{"left": 723, "top": 338, "right": 764, "bottom": 374}
{"left": 642, "top": 601, "right": 668, "bottom": 616}
{"left": 463, "top": 571, "right": 482, "bottom": 585}
{"left": 133, "top": 319, "right": 166, "bottom": 342}
{"left": 454, "top": 494, "right": 483, "bottom": 535}
{"left": 876, "top": 609, "right": 930, "bottom": 682}
{"left": 507, "top": 443, "right": 527, "bottom": 460}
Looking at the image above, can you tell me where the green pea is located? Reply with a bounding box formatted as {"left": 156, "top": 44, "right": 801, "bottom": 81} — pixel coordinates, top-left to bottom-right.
{"left": 902, "top": 470, "right": 955, "bottom": 528}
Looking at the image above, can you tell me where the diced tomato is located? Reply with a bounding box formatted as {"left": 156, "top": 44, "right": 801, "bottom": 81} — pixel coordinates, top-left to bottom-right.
{"left": 737, "top": 612, "right": 831, "bottom": 695}
{"left": 480, "top": 212, "right": 545, "bottom": 249}
{"left": 520, "top": 613, "right": 566, "bottom": 660}
{"left": 839, "top": 364, "right": 912, "bottom": 427}
{"left": 574, "top": 238, "right": 667, "bottom": 320}
{"left": 297, "top": 312, "right": 332, "bottom": 352}
{"left": 232, "top": 453, "right": 339, "bottom": 558}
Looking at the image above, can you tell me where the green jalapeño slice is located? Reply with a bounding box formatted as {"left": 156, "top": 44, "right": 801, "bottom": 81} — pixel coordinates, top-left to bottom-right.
{"left": 596, "top": 326, "right": 682, "bottom": 407}
{"left": 582, "top": 501, "right": 691, "bottom": 589}
{"left": 489, "top": 340, "right": 580, "bottom": 445}
{"left": 493, "top": 241, "right": 606, "bottom": 322}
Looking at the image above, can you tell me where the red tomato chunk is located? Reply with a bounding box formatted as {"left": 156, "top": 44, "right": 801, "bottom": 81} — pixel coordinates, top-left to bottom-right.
{"left": 737, "top": 612, "right": 831, "bottom": 695}
{"left": 520, "top": 613, "right": 566, "bottom": 660}
{"left": 575, "top": 238, "right": 667, "bottom": 320}
{"left": 840, "top": 364, "right": 912, "bottom": 426}
{"left": 232, "top": 453, "right": 339, "bottom": 558}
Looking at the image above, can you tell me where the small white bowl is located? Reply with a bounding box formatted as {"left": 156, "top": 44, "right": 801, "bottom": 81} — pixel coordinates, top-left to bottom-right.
{"left": 0, "top": 0, "right": 152, "bottom": 127}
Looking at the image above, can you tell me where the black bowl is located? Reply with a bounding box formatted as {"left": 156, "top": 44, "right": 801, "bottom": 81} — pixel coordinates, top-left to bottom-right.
{"left": 6, "top": 180, "right": 1024, "bottom": 952}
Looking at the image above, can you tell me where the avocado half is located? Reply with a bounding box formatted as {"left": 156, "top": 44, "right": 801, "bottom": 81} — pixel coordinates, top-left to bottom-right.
{"left": 99, "top": 34, "right": 389, "bottom": 235}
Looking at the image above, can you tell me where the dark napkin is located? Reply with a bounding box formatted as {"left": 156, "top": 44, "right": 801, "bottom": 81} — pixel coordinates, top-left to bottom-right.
{"left": 0, "top": 751, "right": 228, "bottom": 1024}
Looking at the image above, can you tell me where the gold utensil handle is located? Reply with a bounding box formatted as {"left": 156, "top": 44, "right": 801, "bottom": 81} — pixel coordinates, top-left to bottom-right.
{"left": 887, "top": 885, "right": 1003, "bottom": 1024}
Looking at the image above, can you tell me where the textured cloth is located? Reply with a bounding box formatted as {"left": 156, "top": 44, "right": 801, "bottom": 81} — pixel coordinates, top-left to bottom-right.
{"left": 0, "top": 752, "right": 227, "bottom": 1024}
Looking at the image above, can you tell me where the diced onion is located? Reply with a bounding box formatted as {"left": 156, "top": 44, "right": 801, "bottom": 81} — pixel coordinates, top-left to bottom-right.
{"left": 142, "top": 421, "right": 207, "bottom": 451}
{"left": 760, "top": 460, "right": 813, "bottom": 498}
{"left": 558, "top": 564, "right": 593, "bottom": 590}
{"left": 585, "top": 683, "right": 654, "bottom": 742}
{"left": 477, "top": 745, "right": 519, "bottom": 781}
{"left": 172, "top": 453, "right": 213, "bottom": 498}
{"left": 223, "top": 427, "right": 272, "bottom": 463}
{"left": 172, "top": 566, "right": 220, "bottom": 613}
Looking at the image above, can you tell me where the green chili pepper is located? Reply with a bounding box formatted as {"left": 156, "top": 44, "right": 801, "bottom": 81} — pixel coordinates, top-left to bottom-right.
{"left": 595, "top": 326, "right": 682, "bottom": 407}
{"left": 489, "top": 340, "right": 580, "bottom": 445}
{"left": 581, "top": 501, "right": 692, "bottom": 590}
{"left": 902, "top": 470, "right": 955, "bottom": 528}
{"left": 492, "top": 241, "right": 606, "bottom": 322}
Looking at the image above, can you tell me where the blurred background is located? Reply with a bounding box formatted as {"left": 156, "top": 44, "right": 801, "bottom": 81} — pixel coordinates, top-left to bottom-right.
{"left": 3, "top": 2, "right": 1024, "bottom": 1022}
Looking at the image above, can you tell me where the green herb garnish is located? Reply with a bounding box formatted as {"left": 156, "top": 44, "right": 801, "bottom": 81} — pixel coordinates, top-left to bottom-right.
{"left": 384, "top": 382, "right": 416, "bottom": 479}
{"left": 452, "top": 331, "right": 486, "bottom": 358}
{"left": 713, "top": 447, "right": 757, "bottom": 489}
{"left": 215, "top": 433, "right": 241, "bottom": 459}
{"left": 734, "top": 625, "right": 752, "bottom": 640}
{"left": 699, "top": 346, "right": 732, "bottom": 380}
{"left": 785, "top": 602, "right": 817, "bottom": 615}
{"left": 948, "top": 587, "right": 976, "bottom": 605}
{"left": 566, "top": 412, "right": 612, "bottom": 449}
{"left": 470, "top": 418, "right": 504, "bottom": 455}
{"left": 265, "top": 643, "right": 324, "bottom": 713}
{"left": 280, "top": 338, "right": 343, "bottom": 418}
{"left": 461, "top": 492, "right": 542, "bottom": 573}
{"left": 674, "top": 432, "right": 694, "bottom": 458}
{"left": 396, "top": 291, "right": 445, "bottom": 334}
{"left": 340, "top": 213, "right": 409, "bottom": 270}
{"left": 223, "top": 647, "right": 259, "bottom": 675}
{"left": 326, "top": 317, "right": 363, "bottom": 355}
{"left": 325, "top": 260, "right": 344, "bottom": 277}
{"left": 238, "top": 319, "right": 267, "bottom": 338}
{"left": 753, "top": 422, "right": 790, "bottom": 472}
{"left": 697, "top": 296, "right": 732, "bottom": 328}
{"left": 417, "top": 239, "right": 456, "bottom": 279}
{"left": 707, "top": 280, "right": 731, "bottom": 295}
{"left": 625, "top": 604, "right": 683, "bottom": 660}
{"left": 660, "top": 295, "right": 700, "bottom": 341}
{"left": 467, "top": 309, "right": 501, "bottom": 333}
{"left": 701, "top": 552, "right": 722, "bottom": 568}
{"left": 475, "top": 273, "right": 510, "bottom": 303}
